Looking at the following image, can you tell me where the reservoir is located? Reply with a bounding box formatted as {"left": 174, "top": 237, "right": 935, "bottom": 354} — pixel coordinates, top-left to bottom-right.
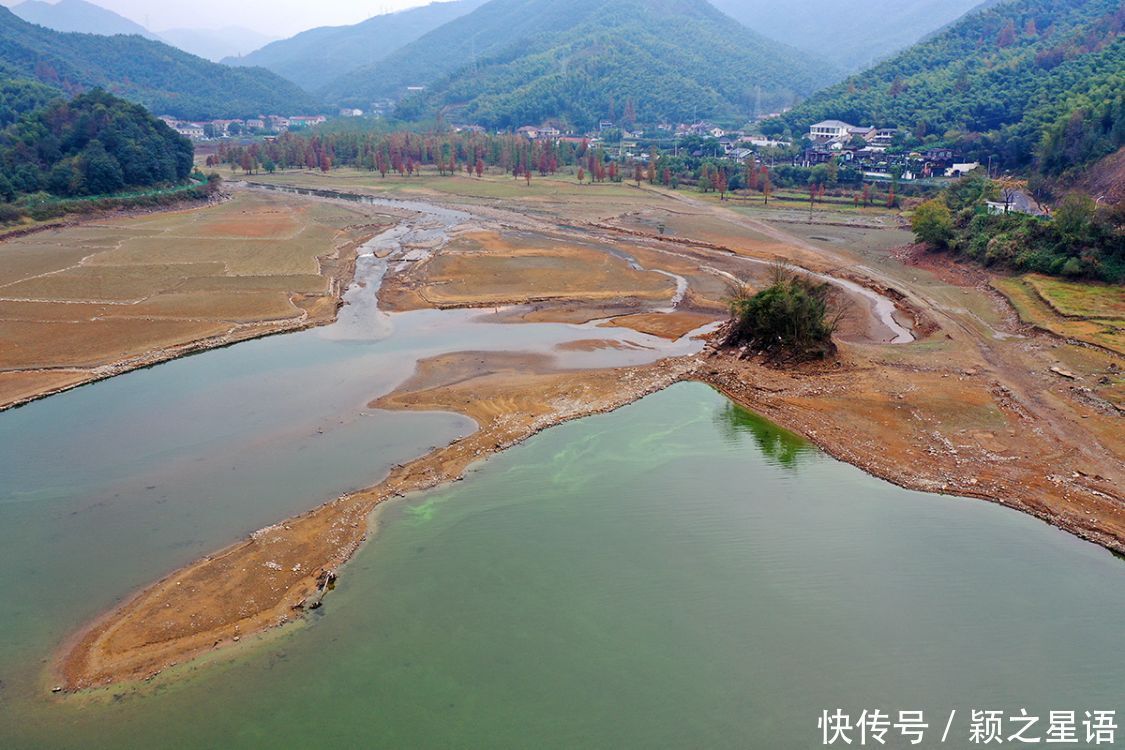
{"left": 0, "top": 198, "right": 1120, "bottom": 748}
{"left": 0, "top": 382, "right": 1121, "bottom": 748}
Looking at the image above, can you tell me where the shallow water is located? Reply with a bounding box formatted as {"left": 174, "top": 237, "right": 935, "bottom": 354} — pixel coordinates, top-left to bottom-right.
{"left": 0, "top": 199, "right": 710, "bottom": 746}
{"left": 1, "top": 384, "right": 1121, "bottom": 749}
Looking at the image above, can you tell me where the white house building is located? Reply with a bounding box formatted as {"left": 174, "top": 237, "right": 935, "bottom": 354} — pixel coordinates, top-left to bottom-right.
{"left": 808, "top": 120, "right": 878, "bottom": 144}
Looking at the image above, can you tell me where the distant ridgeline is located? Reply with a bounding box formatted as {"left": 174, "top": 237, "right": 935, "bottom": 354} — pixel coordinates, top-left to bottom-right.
{"left": 772, "top": 0, "right": 1124, "bottom": 172}
{"left": 0, "top": 6, "right": 321, "bottom": 121}
{"left": 321, "top": 0, "right": 836, "bottom": 129}
{"left": 224, "top": 0, "right": 489, "bottom": 92}
{"left": 0, "top": 89, "right": 194, "bottom": 206}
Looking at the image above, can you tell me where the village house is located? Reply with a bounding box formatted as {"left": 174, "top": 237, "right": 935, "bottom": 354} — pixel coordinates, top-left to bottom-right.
{"left": 289, "top": 115, "right": 328, "bottom": 128}
{"left": 924, "top": 147, "right": 956, "bottom": 164}
{"left": 676, "top": 121, "right": 715, "bottom": 137}
{"left": 175, "top": 123, "right": 205, "bottom": 139}
{"left": 869, "top": 128, "right": 900, "bottom": 146}
{"left": 945, "top": 162, "right": 981, "bottom": 177}
{"left": 746, "top": 136, "right": 791, "bottom": 149}
{"left": 807, "top": 120, "right": 878, "bottom": 145}
{"left": 986, "top": 191, "right": 1047, "bottom": 217}
{"left": 369, "top": 99, "right": 395, "bottom": 118}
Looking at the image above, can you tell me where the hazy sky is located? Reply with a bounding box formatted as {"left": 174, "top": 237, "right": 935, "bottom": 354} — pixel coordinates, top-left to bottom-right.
{"left": 1, "top": 0, "right": 434, "bottom": 36}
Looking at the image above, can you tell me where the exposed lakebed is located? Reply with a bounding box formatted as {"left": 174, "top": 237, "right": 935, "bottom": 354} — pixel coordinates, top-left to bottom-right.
{"left": 0, "top": 193, "right": 1119, "bottom": 748}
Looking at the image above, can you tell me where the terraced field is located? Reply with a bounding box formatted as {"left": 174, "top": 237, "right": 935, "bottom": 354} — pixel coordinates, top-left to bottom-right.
{"left": 993, "top": 274, "right": 1125, "bottom": 355}
{"left": 0, "top": 191, "right": 393, "bottom": 409}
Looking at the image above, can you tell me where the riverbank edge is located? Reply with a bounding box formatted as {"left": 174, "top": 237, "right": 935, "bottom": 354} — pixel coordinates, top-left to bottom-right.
{"left": 699, "top": 370, "right": 1125, "bottom": 557}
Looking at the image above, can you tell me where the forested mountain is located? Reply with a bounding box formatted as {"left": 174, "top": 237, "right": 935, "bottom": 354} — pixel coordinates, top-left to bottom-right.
{"left": 224, "top": 0, "right": 487, "bottom": 91}
{"left": 708, "top": 0, "right": 987, "bottom": 72}
{"left": 1037, "top": 90, "right": 1124, "bottom": 180}
{"left": 324, "top": 0, "right": 835, "bottom": 129}
{"left": 775, "top": 0, "right": 1124, "bottom": 169}
{"left": 0, "top": 7, "right": 322, "bottom": 120}
{"left": 10, "top": 0, "right": 157, "bottom": 39}
{"left": 0, "top": 89, "right": 193, "bottom": 201}
{"left": 159, "top": 27, "right": 277, "bottom": 63}
{"left": 0, "top": 76, "right": 57, "bottom": 127}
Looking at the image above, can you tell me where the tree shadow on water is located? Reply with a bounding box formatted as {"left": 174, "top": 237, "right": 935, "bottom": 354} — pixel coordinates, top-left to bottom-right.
{"left": 714, "top": 400, "right": 814, "bottom": 471}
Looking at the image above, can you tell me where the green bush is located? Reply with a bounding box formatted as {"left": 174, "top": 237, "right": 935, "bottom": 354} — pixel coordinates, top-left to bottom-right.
{"left": 725, "top": 265, "right": 840, "bottom": 361}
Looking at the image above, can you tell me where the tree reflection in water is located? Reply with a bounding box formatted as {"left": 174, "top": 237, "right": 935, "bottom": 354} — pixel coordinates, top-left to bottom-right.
{"left": 713, "top": 397, "right": 814, "bottom": 470}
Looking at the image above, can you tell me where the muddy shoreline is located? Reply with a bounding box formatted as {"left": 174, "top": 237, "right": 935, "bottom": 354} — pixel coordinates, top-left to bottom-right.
{"left": 56, "top": 339, "right": 1125, "bottom": 692}
{"left": 698, "top": 364, "right": 1125, "bottom": 557}
{"left": 56, "top": 356, "right": 699, "bottom": 691}
{"left": 1, "top": 311, "right": 339, "bottom": 413}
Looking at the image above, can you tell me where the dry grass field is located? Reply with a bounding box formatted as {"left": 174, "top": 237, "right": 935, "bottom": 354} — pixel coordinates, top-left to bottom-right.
{"left": 0, "top": 191, "right": 393, "bottom": 408}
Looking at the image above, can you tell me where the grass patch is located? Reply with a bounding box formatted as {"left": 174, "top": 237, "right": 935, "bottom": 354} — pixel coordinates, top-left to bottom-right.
{"left": 1024, "top": 274, "right": 1125, "bottom": 320}
{"left": 994, "top": 276, "right": 1124, "bottom": 354}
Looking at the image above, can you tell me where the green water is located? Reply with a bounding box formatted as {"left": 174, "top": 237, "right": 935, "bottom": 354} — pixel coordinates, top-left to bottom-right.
{"left": 1, "top": 383, "right": 1121, "bottom": 749}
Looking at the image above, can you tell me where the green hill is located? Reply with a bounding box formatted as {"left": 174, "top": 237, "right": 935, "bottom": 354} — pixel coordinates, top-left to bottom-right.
{"left": 224, "top": 0, "right": 487, "bottom": 91}
{"left": 0, "top": 6, "right": 322, "bottom": 120}
{"left": 0, "top": 88, "right": 193, "bottom": 201}
{"left": 774, "top": 0, "right": 1124, "bottom": 168}
{"left": 324, "top": 0, "right": 836, "bottom": 129}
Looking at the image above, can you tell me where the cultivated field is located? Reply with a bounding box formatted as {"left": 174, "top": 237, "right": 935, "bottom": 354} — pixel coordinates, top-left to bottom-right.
{"left": 0, "top": 191, "right": 393, "bottom": 408}
{"left": 993, "top": 274, "right": 1125, "bottom": 355}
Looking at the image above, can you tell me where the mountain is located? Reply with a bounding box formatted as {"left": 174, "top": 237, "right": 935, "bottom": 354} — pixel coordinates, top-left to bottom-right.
{"left": 9, "top": 0, "right": 157, "bottom": 39}
{"left": 0, "top": 7, "right": 322, "bottom": 120}
{"left": 0, "top": 89, "right": 193, "bottom": 201}
{"left": 708, "top": 0, "right": 989, "bottom": 72}
{"left": 223, "top": 0, "right": 487, "bottom": 91}
{"left": 158, "top": 27, "right": 277, "bottom": 63}
{"left": 322, "top": 0, "right": 836, "bottom": 129}
{"left": 775, "top": 0, "right": 1125, "bottom": 168}
{"left": 10, "top": 1, "right": 276, "bottom": 62}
